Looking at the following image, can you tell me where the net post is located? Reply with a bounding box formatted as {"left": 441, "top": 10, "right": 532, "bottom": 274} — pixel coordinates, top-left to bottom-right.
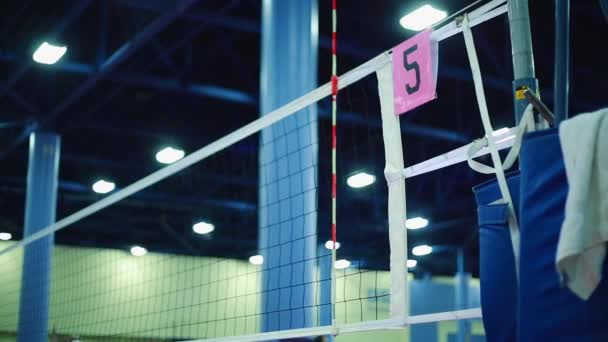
{"left": 376, "top": 57, "right": 408, "bottom": 322}
{"left": 507, "top": 0, "right": 538, "bottom": 125}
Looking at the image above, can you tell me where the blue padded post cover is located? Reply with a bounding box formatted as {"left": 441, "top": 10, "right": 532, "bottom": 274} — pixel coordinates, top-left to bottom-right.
{"left": 473, "top": 173, "right": 520, "bottom": 342}
{"left": 518, "top": 128, "right": 608, "bottom": 342}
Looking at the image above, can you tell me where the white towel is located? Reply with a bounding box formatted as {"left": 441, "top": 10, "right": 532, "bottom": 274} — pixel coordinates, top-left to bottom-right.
{"left": 556, "top": 108, "right": 608, "bottom": 300}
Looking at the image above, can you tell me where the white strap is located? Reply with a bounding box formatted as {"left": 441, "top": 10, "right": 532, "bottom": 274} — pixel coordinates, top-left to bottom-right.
{"left": 461, "top": 14, "right": 520, "bottom": 278}
{"left": 467, "top": 104, "right": 535, "bottom": 174}
{"left": 376, "top": 59, "right": 408, "bottom": 320}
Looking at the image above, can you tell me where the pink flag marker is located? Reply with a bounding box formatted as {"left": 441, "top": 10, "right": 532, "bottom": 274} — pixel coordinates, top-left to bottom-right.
{"left": 392, "top": 29, "right": 438, "bottom": 115}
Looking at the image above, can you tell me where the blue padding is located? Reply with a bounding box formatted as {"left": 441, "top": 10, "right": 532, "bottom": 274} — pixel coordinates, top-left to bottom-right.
{"left": 477, "top": 203, "right": 508, "bottom": 226}
{"left": 473, "top": 173, "right": 519, "bottom": 342}
{"left": 518, "top": 129, "right": 608, "bottom": 342}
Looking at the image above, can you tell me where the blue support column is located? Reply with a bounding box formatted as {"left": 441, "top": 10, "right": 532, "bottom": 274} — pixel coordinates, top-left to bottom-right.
{"left": 554, "top": 0, "right": 570, "bottom": 124}
{"left": 259, "top": 0, "right": 319, "bottom": 333}
{"left": 17, "top": 133, "right": 61, "bottom": 342}
{"left": 455, "top": 249, "right": 471, "bottom": 342}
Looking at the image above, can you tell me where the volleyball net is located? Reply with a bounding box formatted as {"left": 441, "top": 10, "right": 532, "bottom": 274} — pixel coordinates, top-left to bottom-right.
{"left": 0, "top": 1, "right": 514, "bottom": 341}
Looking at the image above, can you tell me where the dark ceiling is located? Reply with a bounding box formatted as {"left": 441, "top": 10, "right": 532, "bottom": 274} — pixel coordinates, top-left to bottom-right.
{"left": 0, "top": 0, "right": 606, "bottom": 277}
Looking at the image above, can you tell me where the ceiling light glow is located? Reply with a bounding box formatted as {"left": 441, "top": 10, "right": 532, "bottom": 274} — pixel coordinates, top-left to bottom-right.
{"left": 92, "top": 180, "right": 116, "bottom": 194}
{"left": 130, "top": 246, "right": 147, "bottom": 257}
{"left": 0, "top": 232, "right": 12, "bottom": 241}
{"left": 249, "top": 255, "right": 264, "bottom": 265}
{"left": 193, "top": 221, "right": 215, "bottom": 235}
{"left": 412, "top": 244, "right": 433, "bottom": 256}
{"left": 346, "top": 172, "right": 376, "bottom": 188}
{"left": 399, "top": 5, "right": 447, "bottom": 31}
{"left": 155, "top": 147, "right": 185, "bottom": 164}
{"left": 324, "top": 240, "right": 341, "bottom": 250}
{"left": 33, "top": 42, "right": 67, "bottom": 65}
{"left": 335, "top": 259, "right": 351, "bottom": 270}
{"left": 406, "top": 217, "right": 429, "bottom": 230}
{"left": 407, "top": 259, "right": 418, "bottom": 268}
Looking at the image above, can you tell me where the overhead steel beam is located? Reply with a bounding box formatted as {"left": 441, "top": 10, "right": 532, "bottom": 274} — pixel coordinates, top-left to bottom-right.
{"left": 0, "top": 87, "right": 40, "bottom": 116}
{"left": 119, "top": 0, "right": 259, "bottom": 31}
{"left": 98, "top": 1, "right": 198, "bottom": 72}
{"left": 0, "top": 0, "right": 93, "bottom": 101}
{"left": 0, "top": 50, "right": 467, "bottom": 143}
{"left": 0, "top": 0, "right": 90, "bottom": 116}
{"left": 52, "top": 0, "right": 198, "bottom": 126}
{"left": 0, "top": 120, "right": 31, "bottom": 129}
{"left": 0, "top": 51, "right": 256, "bottom": 105}
{"left": 0, "top": 176, "right": 256, "bottom": 213}
{"left": 121, "top": 0, "right": 515, "bottom": 92}
{"left": 321, "top": 107, "right": 469, "bottom": 143}
{"left": 0, "top": 121, "right": 38, "bottom": 160}
{"left": 0, "top": 0, "right": 199, "bottom": 161}
{"left": 118, "top": 0, "right": 605, "bottom": 115}
{"left": 111, "top": 72, "right": 255, "bottom": 104}
{"left": 60, "top": 153, "right": 256, "bottom": 188}
{"left": 97, "top": 0, "right": 108, "bottom": 67}
{"left": 0, "top": 0, "right": 34, "bottom": 39}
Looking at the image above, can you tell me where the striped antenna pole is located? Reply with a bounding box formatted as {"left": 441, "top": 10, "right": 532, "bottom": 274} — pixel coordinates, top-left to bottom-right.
{"left": 330, "top": 0, "right": 338, "bottom": 327}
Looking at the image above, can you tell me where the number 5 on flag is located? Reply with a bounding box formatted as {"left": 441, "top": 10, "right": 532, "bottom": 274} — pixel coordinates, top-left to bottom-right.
{"left": 392, "top": 29, "right": 438, "bottom": 115}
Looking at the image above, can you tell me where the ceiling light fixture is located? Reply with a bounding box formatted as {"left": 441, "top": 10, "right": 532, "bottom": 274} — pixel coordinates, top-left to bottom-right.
{"left": 406, "top": 217, "right": 429, "bottom": 230}
{"left": 407, "top": 259, "right": 418, "bottom": 268}
{"left": 346, "top": 172, "right": 376, "bottom": 188}
{"left": 92, "top": 180, "right": 116, "bottom": 194}
{"left": 399, "top": 4, "right": 447, "bottom": 31}
{"left": 155, "top": 147, "right": 185, "bottom": 164}
{"left": 324, "top": 240, "right": 341, "bottom": 250}
{"left": 130, "top": 246, "right": 147, "bottom": 257}
{"left": 249, "top": 255, "right": 264, "bottom": 265}
{"left": 193, "top": 221, "right": 215, "bottom": 235}
{"left": 412, "top": 244, "right": 433, "bottom": 256}
{"left": 0, "top": 232, "right": 12, "bottom": 241}
{"left": 335, "top": 259, "right": 351, "bottom": 270}
{"left": 33, "top": 42, "right": 67, "bottom": 64}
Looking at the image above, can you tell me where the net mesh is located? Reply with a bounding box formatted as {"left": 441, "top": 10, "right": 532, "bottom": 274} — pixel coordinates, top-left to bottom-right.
{"left": 0, "top": 3, "right": 512, "bottom": 338}
{"left": 331, "top": 77, "right": 392, "bottom": 325}
{"left": 0, "top": 243, "right": 22, "bottom": 338}
{"left": 0, "top": 87, "right": 392, "bottom": 341}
